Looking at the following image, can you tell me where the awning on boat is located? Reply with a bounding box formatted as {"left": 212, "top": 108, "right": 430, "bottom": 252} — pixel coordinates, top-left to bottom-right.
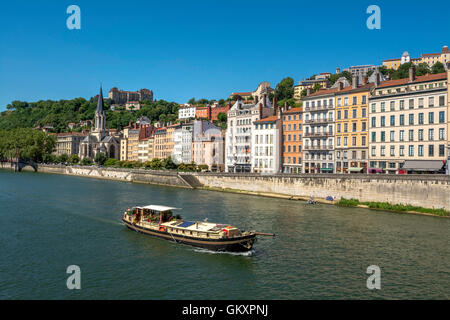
{"left": 401, "top": 160, "right": 445, "bottom": 172}
{"left": 137, "top": 205, "right": 180, "bottom": 212}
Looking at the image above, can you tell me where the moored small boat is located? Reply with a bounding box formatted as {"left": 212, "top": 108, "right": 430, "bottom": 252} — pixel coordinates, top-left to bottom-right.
{"left": 122, "top": 205, "right": 272, "bottom": 252}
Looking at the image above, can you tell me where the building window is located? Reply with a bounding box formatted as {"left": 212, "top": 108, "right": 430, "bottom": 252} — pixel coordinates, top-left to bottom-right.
{"left": 381, "top": 131, "right": 385, "bottom": 142}
{"left": 390, "top": 101, "right": 395, "bottom": 111}
{"left": 371, "top": 132, "right": 376, "bottom": 142}
{"left": 418, "top": 98, "right": 424, "bottom": 108}
{"left": 390, "top": 146, "right": 395, "bottom": 156}
{"left": 428, "top": 97, "right": 434, "bottom": 107}
{"left": 371, "top": 117, "right": 376, "bottom": 127}
{"left": 409, "top": 99, "right": 414, "bottom": 109}
{"left": 418, "top": 145, "right": 424, "bottom": 157}
{"left": 408, "top": 145, "right": 414, "bottom": 157}
{"left": 371, "top": 103, "right": 376, "bottom": 113}
{"left": 400, "top": 100, "right": 405, "bottom": 110}
{"left": 439, "top": 111, "right": 445, "bottom": 123}
{"left": 362, "top": 122, "right": 367, "bottom": 131}
{"left": 418, "top": 129, "right": 424, "bottom": 141}
{"left": 390, "top": 131, "right": 395, "bottom": 142}
{"left": 439, "top": 96, "right": 445, "bottom": 106}
{"left": 439, "top": 145, "right": 445, "bottom": 157}
{"left": 408, "top": 130, "right": 414, "bottom": 141}
{"left": 439, "top": 128, "right": 445, "bottom": 140}
{"left": 400, "top": 114, "right": 405, "bottom": 126}
{"left": 429, "top": 129, "right": 434, "bottom": 141}
{"left": 362, "top": 108, "right": 367, "bottom": 117}
{"left": 362, "top": 136, "right": 366, "bottom": 146}
{"left": 371, "top": 146, "right": 376, "bottom": 156}
{"left": 400, "top": 146, "right": 405, "bottom": 156}
{"left": 380, "top": 102, "right": 385, "bottom": 112}
{"left": 380, "top": 146, "right": 385, "bottom": 156}
{"left": 429, "top": 112, "right": 434, "bottom": 124}
{"left": 409, "top": 114, "right": 414, "bottom": 125}
{"left": 390, "top": 115, "right": 395, "bottom": 126}
{"left": 428, "top": 145, "right": 434, "bottom": 157}
{"left": 352, "top": 123, "right": 357, "bottom": 132}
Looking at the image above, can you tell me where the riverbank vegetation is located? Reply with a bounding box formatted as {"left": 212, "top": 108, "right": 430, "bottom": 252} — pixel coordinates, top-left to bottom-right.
{"left": 337, "top": 198, "right": 449, "bottom": 217}
{"left": 0, "top": 128, "right": 56, "bottom": 162}
{"left": 43, "top": 152, "right": 210, "bottom": 172}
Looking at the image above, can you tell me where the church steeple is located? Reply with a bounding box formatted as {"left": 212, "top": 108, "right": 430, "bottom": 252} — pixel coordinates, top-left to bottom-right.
{"left": 96, "top": 85, "right": 105, "bottom": 114}
{"left": 93, "top": 84, "right": 106, "bottom": 139}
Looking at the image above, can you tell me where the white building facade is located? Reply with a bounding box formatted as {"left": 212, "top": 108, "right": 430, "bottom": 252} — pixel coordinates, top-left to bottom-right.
{"left": 178, "top": 104, "right": 196, "bottom": 120}
{"left": 302, "top": 89, "right": 336, "bottom": 173}
{"left": 252, "top": 115, "right": 282, "bottom": 174}
{"left": 225, "top": 97, "right": 274, "bottom": 173}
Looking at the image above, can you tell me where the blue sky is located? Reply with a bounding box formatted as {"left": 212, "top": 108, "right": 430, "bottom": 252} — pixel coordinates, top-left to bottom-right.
{"left": 0, "top": 0, "right": 449, "bottom": 110}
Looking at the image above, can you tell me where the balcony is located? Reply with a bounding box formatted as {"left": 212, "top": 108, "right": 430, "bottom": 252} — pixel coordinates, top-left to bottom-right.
{"left": 304, "top": 118, "right": 334, "bottom": 125}
{"left": 303, "top": 145, "right": 333, "bottom": 151}
{"left": 304, "top": 105, "right": 334, "bottom": 112}
{"left": 303, "top": 132, "right": 333, "bottom": 138}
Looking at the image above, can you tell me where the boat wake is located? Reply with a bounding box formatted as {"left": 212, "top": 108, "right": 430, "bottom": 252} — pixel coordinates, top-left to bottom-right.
{"left": 193, "top": 248, "right": 256, "bottom": 257}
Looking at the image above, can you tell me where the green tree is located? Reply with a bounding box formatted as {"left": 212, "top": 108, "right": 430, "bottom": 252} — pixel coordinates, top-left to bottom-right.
{"left": 81, "top": 157, "right": 93, "bottom": 166}
{"left": 274, "top": 77, "right": 294, "bottom": 101}
{"left": 217, "top": 112, "right": 227, "bottom": 123}
{"left": 149, "top": 158, "right": 162, "bottom": 170}
{"left": 313, "top": 83, "right": 322, "bottom": 92}
{"left": 94, "top": 152, "right": 107, "bottom": 165}
{"left": 415, "top": 63, "right": 431, "bottom": 76}
{"left": 162, "top": 156, "right": 177, "bottom": 170}
{"left": 69, "top": 154, "right": 80, "bottom": 164}
{"left": 431, "top": 62, "right": 445, "bottom": 74}
{"left": 104, "top": 158, "right": 118, "bottom": 167}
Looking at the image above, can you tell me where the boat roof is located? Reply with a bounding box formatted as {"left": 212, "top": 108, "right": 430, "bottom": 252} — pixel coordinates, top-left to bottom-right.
{"left": 135, "top": 205, "right": 180, "bottom": 212}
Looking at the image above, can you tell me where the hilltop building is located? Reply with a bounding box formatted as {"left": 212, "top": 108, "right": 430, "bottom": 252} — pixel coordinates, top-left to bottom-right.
{"left": 382, "top": 46, "right": 450, "bottom": 70}
{"left": 109, "top": 87, "right": 153, "bottom": 105}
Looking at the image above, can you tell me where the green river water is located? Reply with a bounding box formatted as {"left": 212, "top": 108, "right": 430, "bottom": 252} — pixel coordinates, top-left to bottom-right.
{"left": 0, "top": 170, "right": 449, "bottom": 299}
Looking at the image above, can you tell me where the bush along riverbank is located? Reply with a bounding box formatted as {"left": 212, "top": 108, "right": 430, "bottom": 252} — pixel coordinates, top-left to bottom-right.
{"left": 337, "top": 198, "right": 450, "bottom": 217}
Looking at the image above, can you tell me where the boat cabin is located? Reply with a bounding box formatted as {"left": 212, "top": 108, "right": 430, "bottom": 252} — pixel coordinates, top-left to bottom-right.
{"left": 125, "top": 205, "right": 180, "bottom": 224}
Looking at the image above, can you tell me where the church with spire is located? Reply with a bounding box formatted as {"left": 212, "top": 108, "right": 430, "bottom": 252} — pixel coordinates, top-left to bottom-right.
{"left": 79, "top": 85, "right": 120, "bottom": 160}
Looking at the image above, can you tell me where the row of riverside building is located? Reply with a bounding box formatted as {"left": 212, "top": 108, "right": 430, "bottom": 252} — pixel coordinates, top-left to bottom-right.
{"left": 54, "top": 68, "right": 450, "bottom": 174}
{"left": 225, "top": 68, "right": 450, "bottom": 174}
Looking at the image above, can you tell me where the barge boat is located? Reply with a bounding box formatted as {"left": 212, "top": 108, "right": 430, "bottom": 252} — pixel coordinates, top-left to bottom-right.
{"left": 122, "top": 205, "right": 273, "bottom": 252}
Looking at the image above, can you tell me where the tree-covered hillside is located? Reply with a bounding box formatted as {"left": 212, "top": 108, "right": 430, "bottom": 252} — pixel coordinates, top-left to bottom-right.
{"left": 0, "top": 98, "right": 180, "bottom": 132}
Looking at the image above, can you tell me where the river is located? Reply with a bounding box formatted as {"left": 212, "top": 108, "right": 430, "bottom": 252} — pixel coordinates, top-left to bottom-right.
{"left": 0, "top": 170, "right": 448, "bottom": 299}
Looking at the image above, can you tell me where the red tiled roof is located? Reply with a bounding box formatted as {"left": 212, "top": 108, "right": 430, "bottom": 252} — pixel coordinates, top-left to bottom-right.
{"left": 383, "top": 58, "right": 401, "bottom": 62}
{"left": 335, "top": 83, "right": 375, "bottom": 95}
{"left": 305, "top": 87, "right": 340, "bottom": 97}
{"left": 422, "top": 53, "right": 440, "bottom": 57}
{"left": 254, "top": 115, "right": 278, "bottom": 123}
{"left": 283, "top": 107, "right": 302, "bottom": 114}
{"left": 377, "top": 72, "right": 447, "bottom": 88}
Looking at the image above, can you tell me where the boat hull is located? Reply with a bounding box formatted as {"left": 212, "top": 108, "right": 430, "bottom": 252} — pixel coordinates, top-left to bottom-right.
{"left": 122, "top": 219, "right": 256, "bottom": 252}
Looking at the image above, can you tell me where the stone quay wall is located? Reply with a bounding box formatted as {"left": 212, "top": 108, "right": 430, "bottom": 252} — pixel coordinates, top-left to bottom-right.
{"left": 191, "top": 173, "right": 450, "bottom": 211}
{"left": 29, "top": 165, "right": 450, "bottom": 211}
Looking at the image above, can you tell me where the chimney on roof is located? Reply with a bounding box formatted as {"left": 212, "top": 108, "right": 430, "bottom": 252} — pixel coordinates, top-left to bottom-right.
{"left": 409, "top": 67, "right": 416, "bottom": 83}
{"left": 263, "top": 94, "right": 267, "bottom": 108}
{"left": 277, "top": 104, "right": 282, "bottom": 119}
{"left": 272, "top": 97, "right": 278, "bottom": 115}
{"left": 362, "top": 76, "right": 368, "bottom": 86}
{"left": 352, "top": 75, "right": 358, "bottom": 89}
{"left": 258, "top": 102, "right": 263, "bottom": 117}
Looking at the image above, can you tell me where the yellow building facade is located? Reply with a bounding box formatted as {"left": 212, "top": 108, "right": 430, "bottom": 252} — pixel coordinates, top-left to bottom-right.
{"left": 334, "top": 82, "right": 373, "bottom": 173}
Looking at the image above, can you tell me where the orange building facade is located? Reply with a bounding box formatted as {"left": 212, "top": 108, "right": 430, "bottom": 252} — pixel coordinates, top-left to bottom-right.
{"left": 281, "top": 107, "right": 303, "bottom": 173}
